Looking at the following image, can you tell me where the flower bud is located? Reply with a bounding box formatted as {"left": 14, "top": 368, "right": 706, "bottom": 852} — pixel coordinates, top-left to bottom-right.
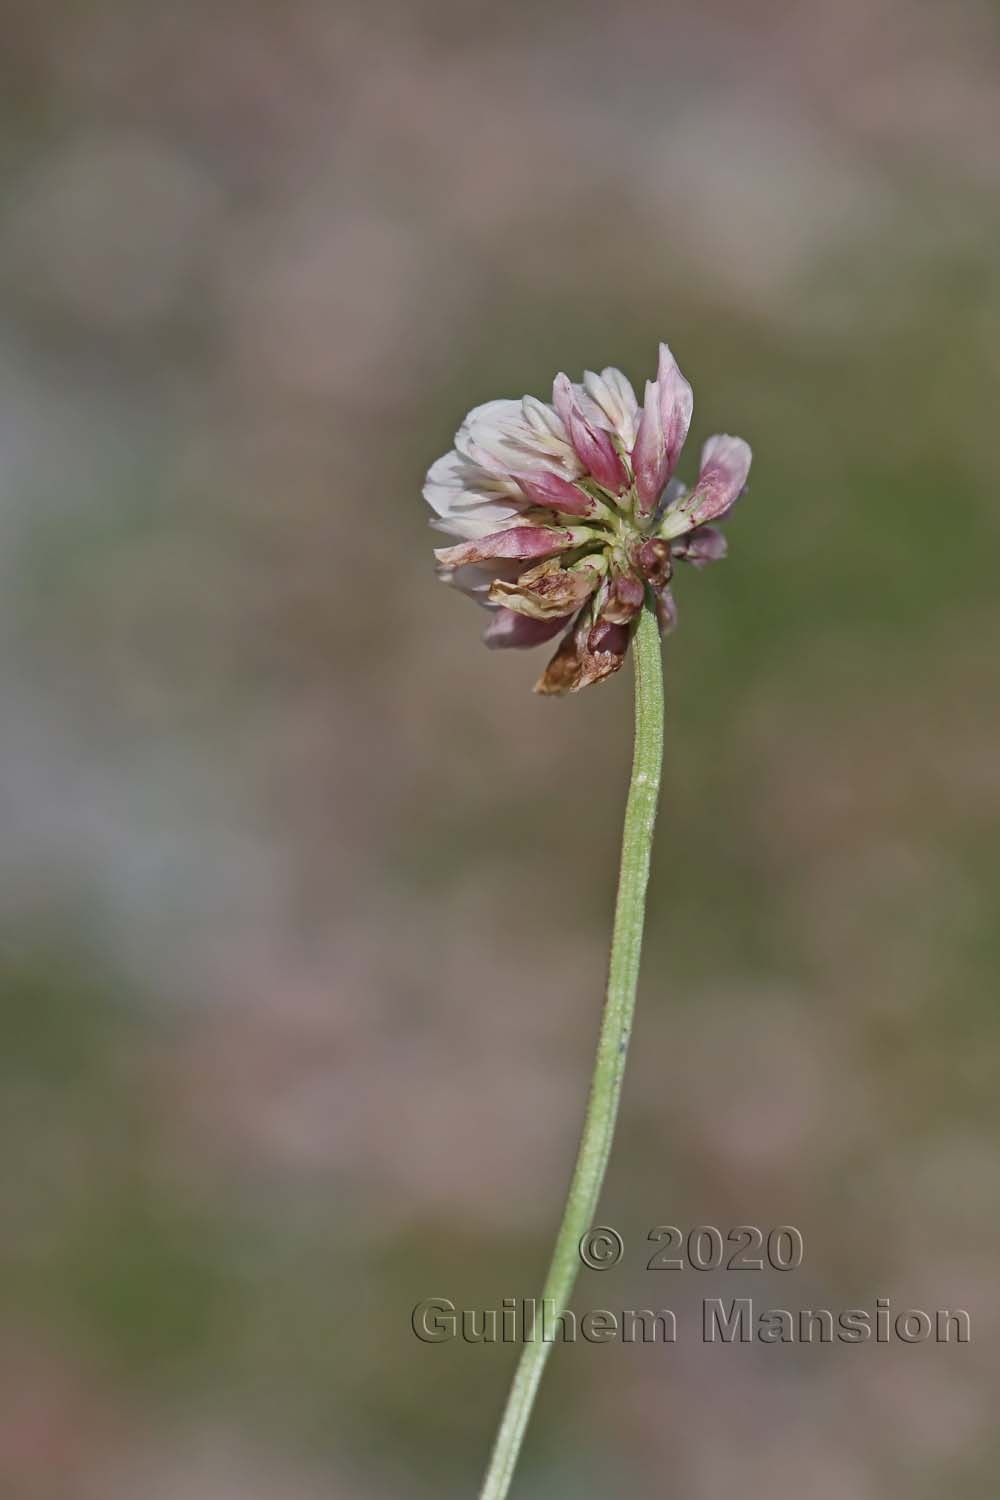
{"left": 635, "top": 537, "right": 672, "bottom": 588}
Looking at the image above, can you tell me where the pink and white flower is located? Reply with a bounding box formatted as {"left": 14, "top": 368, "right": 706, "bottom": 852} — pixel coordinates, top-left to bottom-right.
{"left": 425, "top": 344, "right": 752, "bottom": 694}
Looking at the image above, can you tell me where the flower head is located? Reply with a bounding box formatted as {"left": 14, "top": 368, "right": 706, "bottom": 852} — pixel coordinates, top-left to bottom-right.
{"left": 425, "top": 344, "right": 751, "bottom": 694}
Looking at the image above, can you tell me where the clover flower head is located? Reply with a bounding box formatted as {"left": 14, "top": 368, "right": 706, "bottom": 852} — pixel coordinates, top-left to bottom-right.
{"left": 424, "top": 344, "right": 751, "bottom": 693}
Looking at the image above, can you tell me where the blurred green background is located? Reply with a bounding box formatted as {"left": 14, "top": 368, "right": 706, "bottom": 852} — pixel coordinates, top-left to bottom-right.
{"left": 1, "top": 0, "right": 999, "bottom": 1496}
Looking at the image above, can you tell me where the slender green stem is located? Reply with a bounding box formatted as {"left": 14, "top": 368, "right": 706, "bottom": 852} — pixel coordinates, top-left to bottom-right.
{"left": 478, "top": 595, "right": 665, "bottom": 1500}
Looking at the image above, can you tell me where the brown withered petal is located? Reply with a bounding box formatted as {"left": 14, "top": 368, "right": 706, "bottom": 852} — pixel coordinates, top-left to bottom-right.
{"left": 535, "top": 612, "right": 628, "bottom": 695}
{"left": 534, "top": 619, "right": 587, "bottom": 695}
{"left": 576, "top": 651, "right": 626, "bottom": 690}
{"left": 489, "top": 562, "right": 601, "bottom": 621}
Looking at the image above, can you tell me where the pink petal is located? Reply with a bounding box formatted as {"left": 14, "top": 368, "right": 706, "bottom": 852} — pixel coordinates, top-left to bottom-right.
{"left": 655, "top": 586, "right": 679, "bottom": 635}
{"left": 630, "top": 380, "right": 666, "bottom": 515}
{"left": 631, "top": 344, "right": 693, "bottom": 516}
{"left": 434, "top": 525, "right": 578, "bottom": 568}
{"left": 598, "top": 571, "right": 644, "bottom": 625}
{"left": 687, "top": 434, "right": 751, "bottom": 525}
{"left": 657, "top": 343, "right": 693, "bottom": 486}
{"left": 671, "top": 525, "right": 728, "bottom": 567}
{"left": 553, "top": 373, "right": 629, "bottom": 495}
{"left": 568, "top": 413, "right": 629, "bottom": 496}
{"left": 514, "top": 470, "right": 595, "bottom": 516}
{"left": 587, "top": 619, "right": 629, "bottom": 655}
{"left": 482, "top": 608, "right": 573, "bottom": 650}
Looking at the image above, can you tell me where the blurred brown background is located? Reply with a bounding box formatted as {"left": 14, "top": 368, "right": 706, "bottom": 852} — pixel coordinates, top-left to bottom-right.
{"left": 1, "top": 0, "right": 999, "bottom": 1496}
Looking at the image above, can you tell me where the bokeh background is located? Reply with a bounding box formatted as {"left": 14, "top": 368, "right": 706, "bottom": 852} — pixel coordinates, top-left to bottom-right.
{"left": 2, "top": 0, "right": 999, "bottom": 1495}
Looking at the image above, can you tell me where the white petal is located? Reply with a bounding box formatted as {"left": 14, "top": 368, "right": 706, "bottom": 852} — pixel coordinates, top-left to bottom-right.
{"left": 454, "top": 400, "right": 523, "bottom": 470}
{"left": 439, "top": 557, "right": 524, "bottom": 602}
{"left": 521, "top": 395, "right": 568, "bottom": 442}
{"left": 601, "top": 365, "right": 639, "bottom": 413}
{"left": 423, "top": 448, "right": 524, "bottom": 536}
{"left": 584, "top": 366, "right": 640, "bottom": 448}
{"left": 576, "top": 374, "right": 615, "bottom": 431}
{"left": 423, "top": 450, "right": 468, "bottom": 512}
{"left": 457, "top": 398, "right": 582, "bottom": 479}
{"left": 429, "top": 511, "right": 519, "bottom": 540}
